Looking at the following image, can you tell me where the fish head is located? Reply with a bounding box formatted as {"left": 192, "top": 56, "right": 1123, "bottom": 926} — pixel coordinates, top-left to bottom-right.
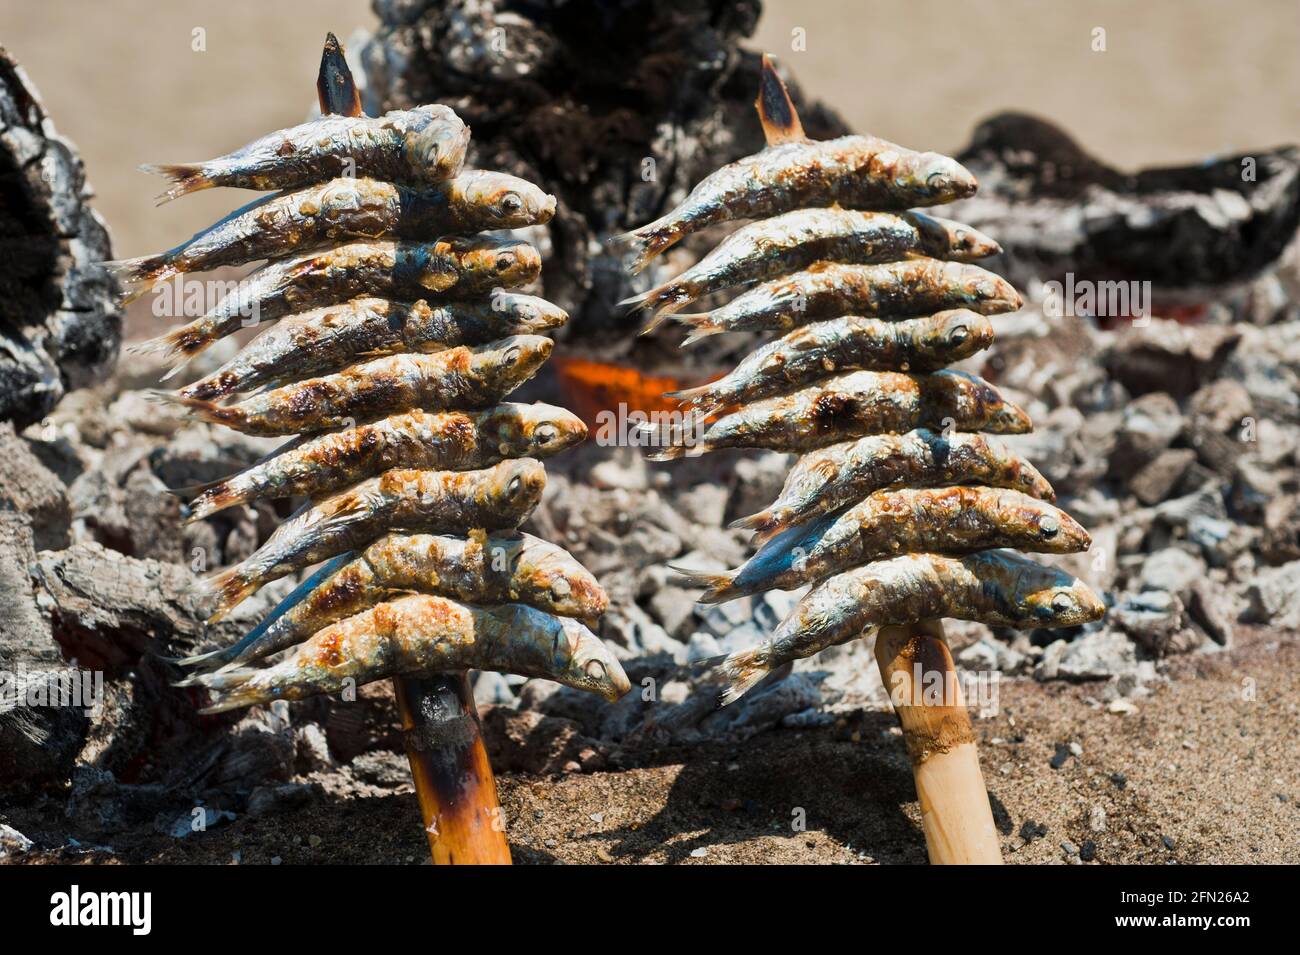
{"left": 1029, "top": 503, "right": 1092, "bottom": 553}
{"left": 902, "top": 152, "right": 978, "bottom": 204}
{"left": 955, "top": 371, "right": 1033, "bottom": 434}
{"left": 489, "top": 292, "right": 569, "bottom": 332}
{"left": 404, "top": 109, "right": 471, "bottom": 181}
{"left": 930, "top": 309, "right": 994, "bottom": 362}
{"left": 514, "top": 537, "right": 609, "bottom": 622}
{"left": 1022, "top": 575, "right": 1107, "bottom": 628}
{"left": 476, "top": 334, "right": 553, "bottom": 392}
{"left": 460, "top": 171, "right": 557, "bottom": 228}
{"left": 518, "top": 403, "right": 587, "bottom": 457}
{"left": 552, "top": 617, "right": 630, "bottom": 702}
{"left": 932, "top": 215, "right": 1002, "bottom": 260}
{"left": 491, "top": 457, "right": 547, "bottom": 516}
{"left": 456, "top": 238, "right": 542, "bottom": 288}
{"left": 963, "top": 266, "right": 1022, "bottom": 313}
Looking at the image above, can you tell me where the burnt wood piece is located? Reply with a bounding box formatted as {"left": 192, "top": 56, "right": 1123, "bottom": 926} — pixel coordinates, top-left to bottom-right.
{"left": 0, "top": 46, "right": 121, "bottom": 427}
{"left": 948, "top": 112, "right": 1300, "bottom": 301}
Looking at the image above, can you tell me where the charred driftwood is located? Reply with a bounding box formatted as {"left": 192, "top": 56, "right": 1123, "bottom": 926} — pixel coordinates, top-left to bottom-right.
{"left": 0, "top": 46, "right": 120, "bottom": 428}
{"left": 949, "top": 112, "right": 1300, "bottom": 302}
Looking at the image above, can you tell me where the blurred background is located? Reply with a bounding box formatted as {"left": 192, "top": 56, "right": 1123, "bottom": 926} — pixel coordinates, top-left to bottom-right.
{"left": 3, "top": 0, "right": 1297, "bottom": 267}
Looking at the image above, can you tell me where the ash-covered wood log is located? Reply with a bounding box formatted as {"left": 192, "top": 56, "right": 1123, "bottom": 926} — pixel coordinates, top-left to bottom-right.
{"left": 0, "top": 46, "right": 121, "bottom": 428}
{"left": 948, "top": 112, "right": 1300, "bottom": 303}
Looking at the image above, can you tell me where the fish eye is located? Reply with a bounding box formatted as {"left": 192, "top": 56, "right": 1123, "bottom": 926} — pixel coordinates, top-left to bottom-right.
{"left": 507, "top": 476, "right": 522, "bottom": 496}
{"left": 502, "top": 345, "right": 522, "bottom": 365}
{"left": 551, "top": 578, "right": 572, "bottom": 599}
{"left": 948, "top": 323, "right": 969, "bottom": 344}
{"left": 495, "top": 254, "right": 514, "bottom": 271}
{"left": 1051, "top": 592, "right": 1074, "bottom": 614}
{"left": 927, "top": 172, "right": 950, "bottom": 192}
{"left": 1040, "top": 515, "right": 1060, "bottom": 538}
{"left": 584, "top": 659, "right": 607, "bottom": 681}
{"left": 500, "top": 192, "right": 523, "bottom": 213}
{"left": 534, "top": 423, "right": 558, "bottom": 445}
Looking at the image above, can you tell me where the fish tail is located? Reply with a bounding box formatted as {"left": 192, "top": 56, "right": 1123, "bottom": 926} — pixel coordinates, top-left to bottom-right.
{"left": 728, "top": 509, "right": 775, "bottom": 534}
{"left": 716, "top": 645, "right": 773, "bottom": 707}
{"left": 126, "top": 322, "right": 213, "bottom": 375}
{"left": 184, "top": 478, "right": 246, "bottom": 522}
{"left": 196, "top": 563, "right": 260, "bottom": 622}
{"left": 101, "top": 254, "right": 176, "bottom": 304}
{"left": 672, "top": 311, "right": 725, "bottom": 346}
{"left": 639, "top": 416, "right": 709, "bottom": 461}
{"left": 140, "top": 162, "right": 213, "bottom": 205}
{"left": 607, "top": 218, "right": 679, "bottom": 274}
{"left": 668, "top": 565, "right": 736, "bottom": 603}
{"left": 620, "top": 281, "right": 696, "bottom": 317}
{"left": 149, "top": 391, "right": 244, "bottom": 431}
{"left": 664, "top": 381, "right": 717, "bottom": 405}
{"left": 168, "top": 646, "right": 237, "bottom": 670}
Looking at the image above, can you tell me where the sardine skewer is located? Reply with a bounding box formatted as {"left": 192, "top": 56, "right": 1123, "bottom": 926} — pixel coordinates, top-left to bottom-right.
{"left": 107, "top": 173, "right": 557, "bottom": 302}
{"left": 734, "top": 429, "right": 1056, "bottom": 543}
{"left": 680, "top": 486, "right": 1091, "bottom": 604}
{"left": 716, "top": 550, "right": 1106, "bottom": 704}
{"left": 626, "top": 209, "right": 1001, "bottom": 331}
{"left": 178, "top": 530, "right": 608, "bottom": 671}
{"left": 199, "top": 460, "right": 547, "bottom": 621}
{"left": 667, "top": 310, "right": 996, "bottom": 417}
{"left": 141, "top": 104, "right": 470, "bottom": 203}
{"left": 130, "top": 237, "right": 541, "bottom": 370}
{"left": 163, "top": 335, "right": 554, "bottom": 437}
{"left": 180, "top": 294, "right": 567, "bottom": 401}
{"left": 667, "top": 259, "right": 1023, "bottom": 345}
{"left": 180, "top": 595, "right": 631, "bottom": 713}
{"left": 183, "top": 403, "right": 585, "bottom": 520}
{"left": 644, "top": 369, "right": 1032, "bottom": 459}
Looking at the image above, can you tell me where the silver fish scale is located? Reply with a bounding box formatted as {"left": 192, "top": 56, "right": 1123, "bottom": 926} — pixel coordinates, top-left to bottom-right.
{"left": 629, "top": 83, "right": 1104, "bottom": 702}
{"left": 136, "top": 96, "right": 622, "bottom": 710}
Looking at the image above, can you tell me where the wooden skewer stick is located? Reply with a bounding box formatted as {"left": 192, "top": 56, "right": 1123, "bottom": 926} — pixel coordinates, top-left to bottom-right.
{"left": 314, "top": 33, "right": 511, "bottom": 866}
{"left": 874, "top": 619, "right": 1002, "bottom": 864}
{"left": 394, "top": 673, "right": 512, "bottom": 864}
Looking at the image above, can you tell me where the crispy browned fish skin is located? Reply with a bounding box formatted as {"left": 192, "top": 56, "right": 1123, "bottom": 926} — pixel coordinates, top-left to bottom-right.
{"left": 133, "top": 237, "right": 542, "bottom": 367}
{"left": 628, "top": 210, "right": 1001, "bottom": 329}
{"left": 182, "top": 595, "right": 630, "bottom": 713}
{"left": 717, "top": 550, "right": 1106, "bottom": 703}
{"left": 683, "top": 486, "right": 1091, "bottom": 603}
{"left": 668, "top": 311, "right": 995, "bottom": 417}
{"left": 181, "top": 530, "right": 609, "bottom": 671}
{"left": 141, "top": 105, "right": 470, "bottom": 203}
{"left": 180, "top": 294, "right": 566, "bottom": 401}
{"left": 185, "top": 403, "right": 584, "bottom": 520}
{"left": 646, "top": 369, "right": 1032, "bottom": 458}
{"left": 200, "top": 459, "right": 547, "bottom": 621}
{"left": 611, "top": 135, "right": 978, "bottom": 271}
{"left": 166, "top": 335, "right": 553, "bottom": 437}
{"left": 108, "top": 173, "right": 557, "bottom": 302}
{"left": 669, "top": 259, "right": 1022, "bottom": 344}
{"left": 734, "top": 429, "right": 1056, "bottom": 543}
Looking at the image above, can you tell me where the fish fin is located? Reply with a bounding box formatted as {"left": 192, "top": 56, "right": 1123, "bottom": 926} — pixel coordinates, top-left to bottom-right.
{"left": 670, "top": 311, "right": 725, "bottom": 346}
{"left": 148, "top": 391, "right": 243, "bottom": 430}
{"left": 755, "top": 54, "right": 806, "bottom": 148}
{"left": 317, "top": 32, "right": 363, "bottom": 118}
{"left": 728, "top": 509, "right": 775, "bottom": 534}
{"left": 716, "top": 644, "right": 772, "bottom": 706}
{"left": 183, "top": 478, "right": 244, "bottom": 522}
{"left": 196, "top": 564, "right": 259, "bottom": 623}
{"left": 167, "top": 647, "right": 228, "bottom": 669}
{"left": 140, "top": 162, "right": 213, "bottom": 205}
{"left": 128, "top": 321, "right": 212, "bottom": 367}
{"left": 664, "top": 380, "right": 717, "bottom": 405}
{"left": 101, "top": 255, "right": 176, "bottom": 304}
{"left": 667, "top": 564, "right": 736, "bottom": 604}
{"left": 607, "top": 219, "right": 678, "bottom": 275}
{"left": 618, "top": 289, "right": 652, "bottom": 311}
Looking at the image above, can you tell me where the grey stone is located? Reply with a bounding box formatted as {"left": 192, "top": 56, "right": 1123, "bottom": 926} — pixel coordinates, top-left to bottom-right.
{"left": 473, "top": 670, "right": 515, "bottom": 707}
{"left": 1137, "top": 547, "right": 1206, "bottom": 598}
{"left": 0, "top": 823, "right": 33, "bottom": 858}
{"left": 1243, "top": 560, "right": 1300, "bottom": 628}
{"left": 0, "top": 423, "right": 71, "bottom": 551}
{"left": 1129, "top": 448, "right": 1196, "bottom": 505}
{"left": 1055, "top": 630, "right": 1136, "bottom": 681}
{"left": 1108, "top": 392, "right": 1183, "bottom": 480}
{"left": 676, "top": 482, "right": 729, "bottom": 527}
{"left": 685, "top": 631, "right": 721, "bottom": 663}
{"left": 1112, "top": 590, "right": 1201, "bottom": 655}
{"left": 1186, "top": 578, "right": 1235, "bottom": 647}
